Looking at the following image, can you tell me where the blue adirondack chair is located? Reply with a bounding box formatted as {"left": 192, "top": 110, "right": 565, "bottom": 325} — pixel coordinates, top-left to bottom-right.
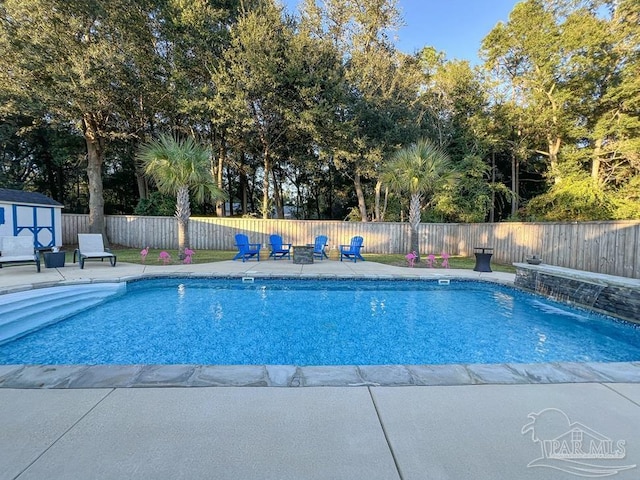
{"left": 268, "top": 234, "right": 291, "bottom": 260}
{"left": 340, "top": 236, "right": 365, "bottom": 262}
{"left": 310, "top": 235, "right": 328, "bottom": 260}
{"left": 233, "top": 234, "right": 261, "bottom": 262}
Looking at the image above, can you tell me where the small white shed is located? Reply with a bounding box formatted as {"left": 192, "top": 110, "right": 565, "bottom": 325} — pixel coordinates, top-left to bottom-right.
{"left": 0, "top": 188, "right": 63, "bottom": 249}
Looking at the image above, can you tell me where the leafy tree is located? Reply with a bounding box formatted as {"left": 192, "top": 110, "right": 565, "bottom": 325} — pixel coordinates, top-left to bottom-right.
{"left": 157, "top": 0, "right": 245, "bottom": 216}
{"left": 587, "top": 0, "right": 640, "bottom": 210}
{"left": 1, "top": 0, "right": 636, "bottom": 224}
{"left": 303, "top": 0, "right": 419, "bottom": 222}
{"left": 482, "top": 0, "right": 569, "bottom": 184}
{"left": 482, "top": 0, "right": 640, "bottom": 221}
{"left": 137, "top": 134, "right": 227, "bottom": 257}
{"left": 523, "top": 171, "right": 616, "bottom": 221}
{"left": 431, "top": 155, "right": 512, "bottom": 223}
{"left": 215, "top": 1, "right": 344, "bottom": 218}
{"left": 134, "top": 191, "right": 177, "bottom": 217}
{"left": 215, "top": 3, "right": 298, "bottom": 219}
{"left": 381, "top": 139, "right": 456, "bottom": 261}
{"left": 0, "top": 0, "right": 160, "bottom": 238}
{"left": 0, "top": 115, "right": 77, "bottom": 192}
{"left": 416, "top": 57, "right": 507, "bottom": 221}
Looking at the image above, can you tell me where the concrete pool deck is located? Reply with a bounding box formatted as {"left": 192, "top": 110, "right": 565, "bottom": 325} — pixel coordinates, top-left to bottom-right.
{"left": 2, "top": 260, "right": 640, "bottom": 479}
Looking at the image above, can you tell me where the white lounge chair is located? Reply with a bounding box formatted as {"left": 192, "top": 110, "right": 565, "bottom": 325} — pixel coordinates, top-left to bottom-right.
{"left": 0, "top": 236, "right": 41, "bottom": 272}
{"left": 74, "top": 234, "right": 117, "bottom": 269}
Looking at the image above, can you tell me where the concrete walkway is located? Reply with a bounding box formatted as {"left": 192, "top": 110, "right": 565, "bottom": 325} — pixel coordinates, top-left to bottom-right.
{"left": 2, "top": 384, "right": 640, "bottom": 479}
{"left": 2, "top": 260, "right": 640, "bottom": 479}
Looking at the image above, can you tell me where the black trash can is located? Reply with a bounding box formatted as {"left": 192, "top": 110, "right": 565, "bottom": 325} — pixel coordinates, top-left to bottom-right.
{"left": 44, "top": 251, "right": 65, "bottom": 268}
{"left": 473, "top": 247, "right": 493, "bottom": 272}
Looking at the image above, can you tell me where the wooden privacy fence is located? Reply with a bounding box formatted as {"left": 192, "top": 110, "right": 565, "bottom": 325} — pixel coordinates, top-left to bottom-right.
{"left": 62, "top": 215, "right": 640, "bottom": 279}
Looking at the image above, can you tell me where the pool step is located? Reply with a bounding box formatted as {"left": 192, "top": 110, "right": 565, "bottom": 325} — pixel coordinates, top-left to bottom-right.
{"left": 0, "top": 283, "right": 126, "bottom": 344}
{"left": 0, "top": 292, "right": 114, "bottom": 332}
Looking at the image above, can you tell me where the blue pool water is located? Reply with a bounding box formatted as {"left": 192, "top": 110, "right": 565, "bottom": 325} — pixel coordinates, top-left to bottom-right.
{"left": 1, "top": 278, "right": 639, "bottom": 365}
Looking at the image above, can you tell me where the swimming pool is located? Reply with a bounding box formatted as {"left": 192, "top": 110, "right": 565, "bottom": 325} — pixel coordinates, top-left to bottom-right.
{"left": 1, "top": 278, "right": 639, "bottom": 366}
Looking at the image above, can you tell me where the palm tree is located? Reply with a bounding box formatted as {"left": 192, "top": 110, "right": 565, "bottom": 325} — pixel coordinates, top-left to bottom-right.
{"left": 137, "top": 134, "right": 227, "bottom": 258}
{"left": 381, "top": 138, "right": 457, "bottom": 262}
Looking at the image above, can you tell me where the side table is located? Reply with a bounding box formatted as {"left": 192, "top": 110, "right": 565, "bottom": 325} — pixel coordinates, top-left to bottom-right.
{"left": 44, "top": 251, "right": 66, "bottom": 268}
{"left": 473, "top": 247, "right": 493, "bottom": 272}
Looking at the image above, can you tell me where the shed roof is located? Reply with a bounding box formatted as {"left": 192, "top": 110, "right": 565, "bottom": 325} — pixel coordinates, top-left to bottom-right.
{"left": 0, "top": 188, "right": 63, "bottom": 207}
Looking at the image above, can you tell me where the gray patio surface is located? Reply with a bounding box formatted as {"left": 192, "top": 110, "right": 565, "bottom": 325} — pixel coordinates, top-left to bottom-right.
{"left": 1, "top": 260, "right": 640, "bottom": 479}
{"left": 2, "top": 384, "right": 640, "bottom": 479}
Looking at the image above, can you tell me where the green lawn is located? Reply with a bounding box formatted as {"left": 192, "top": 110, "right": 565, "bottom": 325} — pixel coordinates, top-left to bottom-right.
{"left": 362, "top": 253, "right": 516, "bottom": 273}
{"left": 58, "top": 247, "right": 236, "bottom": 266}
{"left": 75, "top": 247, "right": 514, "bottom": 273}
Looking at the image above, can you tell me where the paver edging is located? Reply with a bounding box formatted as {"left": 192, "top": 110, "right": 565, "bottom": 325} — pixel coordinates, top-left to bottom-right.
{"left": 1, "top": 362, "right": 638, "bottom": 389}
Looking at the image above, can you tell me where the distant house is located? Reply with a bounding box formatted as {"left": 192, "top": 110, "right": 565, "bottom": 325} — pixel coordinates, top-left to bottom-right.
{"left": 0, "top": 188, "right": 63, "bottom": 248}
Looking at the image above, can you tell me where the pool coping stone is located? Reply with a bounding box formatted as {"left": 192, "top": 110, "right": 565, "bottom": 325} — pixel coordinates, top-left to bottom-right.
{"left": 1, "top": 362, "right": 639, "bottom": 389}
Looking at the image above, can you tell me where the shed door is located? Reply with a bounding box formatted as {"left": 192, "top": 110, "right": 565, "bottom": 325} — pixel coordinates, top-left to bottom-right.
{"left": 13, "top": 204, "right": 56, "bottom": 248}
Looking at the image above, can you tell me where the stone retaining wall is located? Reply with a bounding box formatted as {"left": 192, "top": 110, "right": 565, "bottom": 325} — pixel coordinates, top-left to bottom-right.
{"left": 514, "top": 263, "right": 640, "bottom": 323}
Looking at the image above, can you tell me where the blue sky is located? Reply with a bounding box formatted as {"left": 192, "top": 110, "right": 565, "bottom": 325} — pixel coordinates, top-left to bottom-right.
{"left": 282, "top": 0, "right": 520, "bottom": 65}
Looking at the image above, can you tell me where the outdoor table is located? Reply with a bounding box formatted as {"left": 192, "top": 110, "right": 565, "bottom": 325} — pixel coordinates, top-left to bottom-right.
{"left": 43, "top": 251, "right": 65, "bottom": 268}
{"left": 293, "top": 245, "right": 314, "bottom": 264}
{"left": 473, "top": 247, "right": 493, "bottom": 272}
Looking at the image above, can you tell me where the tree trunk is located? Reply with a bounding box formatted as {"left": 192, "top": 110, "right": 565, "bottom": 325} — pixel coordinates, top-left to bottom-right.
{"left": 242, "top": 177, "right": 248, "bottom": 215}
{"left": 294, "top": 182, "right": 302, "bottom": 219}
{"left": 226, "top": 166, "right": 234, "bottom": 216}
{"left": 544, "top": 85, "right": 562, "bottom": 185}
{"left": 262, "top": 149, "right": 270, "bottom": 219}
{"left": 56, "top": 158, "right": 64, "bottom": 205}
{"left": 328, "top": 162, "right": 335, "bottom": 219}
{"left": 176, "top": 185, "right": 190, "bottom": 259}
{"left": 136, "top": 132, "right": 149, "bottom": 201}
{"left": 83, "top": 113, "right": 107, "bottom": 243}
{"left": 248, "top": 168, "right": 257, "bottom": 213}
{"left": 489, "top": 152, "right": 496, "bottom": 223}
{"left": 381, "top": 186, "right": 389, "bottom": 221}
{"left": 316, "top": 195, "right": 322, "bottom": 220}
{"left": 548, "top": 135, "right": 561, "bottom": 184}
{"left": 216, "top": 142, "right": 225, "bottom": 217}
{"left": 316, "top": 193, "right": 321, "bottom": 219}
{"left": 409, "top": 193, "right": 422, "bottom": 261}
{"left": 37, "top": 129, "right": 60, "bottom": 202}
{"left": 511, "top": 150, "right": 519, "bottom": 217}
{"left": 592, "top": 138, "right": 603, "bottom": 184}
{"left": 135, "top": 170, "right": 148, "bottom": 201}
{"left": 354, "top": 171, "right": 368, "bottom": 222}
{"left": 272, "top": 169, "right": 284, "bottom": 218}
{"left": 237, "top": 152, "right": 248, "bottom": 215}
{"left": 374, "top": 180, "right": 382, "bottom": 221}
